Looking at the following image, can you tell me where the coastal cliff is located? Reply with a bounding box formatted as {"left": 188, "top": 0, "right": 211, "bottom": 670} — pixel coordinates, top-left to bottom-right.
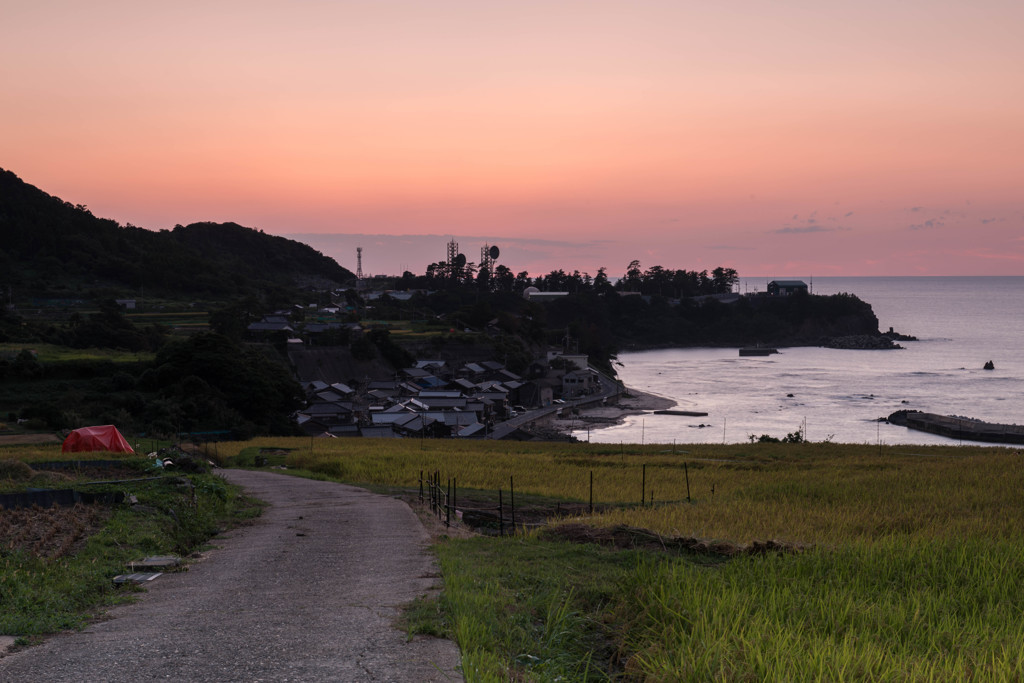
{"left": 604, "top": 291, "right": 896, "bottom": 352}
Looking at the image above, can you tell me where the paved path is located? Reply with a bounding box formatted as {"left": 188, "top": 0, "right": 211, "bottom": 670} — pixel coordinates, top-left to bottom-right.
{"left": 0, "top": 470, "right": 463, "bottom": 682}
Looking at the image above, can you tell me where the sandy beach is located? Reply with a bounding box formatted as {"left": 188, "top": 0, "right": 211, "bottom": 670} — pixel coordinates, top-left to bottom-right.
{"left": 544, "top": 389, "right": 677, "bottom": 438}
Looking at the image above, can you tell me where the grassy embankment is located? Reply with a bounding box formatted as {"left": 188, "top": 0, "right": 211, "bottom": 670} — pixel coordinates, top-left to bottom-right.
{"left": 216, "top": 437, "right": 1024, "bottom": 681}
{"left": 0, "top": 445, "right": 258, "bottom": 641}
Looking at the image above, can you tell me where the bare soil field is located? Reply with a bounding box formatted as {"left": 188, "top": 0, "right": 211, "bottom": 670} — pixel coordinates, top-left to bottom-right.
{"left": 0, "top": 504, "right": 110, "bottom": 559}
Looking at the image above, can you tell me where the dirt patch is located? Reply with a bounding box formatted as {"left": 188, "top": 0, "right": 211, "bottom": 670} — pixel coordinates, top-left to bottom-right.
{"left": 0, "top": 503, "right": 111, "bottom": 559}
{"left": 541, "top": 522, "right": 808, "bottom": 557}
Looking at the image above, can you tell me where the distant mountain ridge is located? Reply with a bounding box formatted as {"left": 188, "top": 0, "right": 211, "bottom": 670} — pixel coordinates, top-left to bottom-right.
{"left": 0, "top": 168, "right": 354, "bottom": 298}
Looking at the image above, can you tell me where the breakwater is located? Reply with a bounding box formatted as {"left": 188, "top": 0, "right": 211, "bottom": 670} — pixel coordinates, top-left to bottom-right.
{"left": 887, "top": 410, "right": 1024, "bottom": 445}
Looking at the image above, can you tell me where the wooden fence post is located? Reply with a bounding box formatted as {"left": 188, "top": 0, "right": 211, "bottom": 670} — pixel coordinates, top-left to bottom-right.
{"left": 642, "top": 464, "right": 646, "bottom": 507}
{"left": 510, "top": 475, "right": 515, "bottom": 532}
{"left": 499, "top": 489, "right": 504, "bottom": 537}
{"left": 589, "top": 471, "right": 593, "bottom": 514}
{"left": 685, "top": 462, "right": 691, "bottom": 502}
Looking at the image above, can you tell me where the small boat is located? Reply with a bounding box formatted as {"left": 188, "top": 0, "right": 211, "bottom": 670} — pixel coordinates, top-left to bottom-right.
{"left": 739, "top": 347, "right": 778, "bottom": 356}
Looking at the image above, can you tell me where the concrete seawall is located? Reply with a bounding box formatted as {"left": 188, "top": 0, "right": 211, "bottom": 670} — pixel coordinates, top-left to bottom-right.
{"left": 888, "top": 410, "right": 1024, "bottom": 445}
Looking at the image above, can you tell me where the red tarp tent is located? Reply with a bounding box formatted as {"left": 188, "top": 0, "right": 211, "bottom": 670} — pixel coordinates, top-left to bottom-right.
{"left": 61, "top": 425, "right": 135, "bottom": 454}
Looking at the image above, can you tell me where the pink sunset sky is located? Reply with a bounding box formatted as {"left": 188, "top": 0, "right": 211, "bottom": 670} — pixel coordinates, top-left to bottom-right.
{"left": 2, "top": 1, "right": 1022, "bottom": 278}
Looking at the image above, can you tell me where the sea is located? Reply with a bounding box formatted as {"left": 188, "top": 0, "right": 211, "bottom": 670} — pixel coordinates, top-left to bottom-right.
{"left": 575, "top": 277, "right": 1024, "bottom": 446}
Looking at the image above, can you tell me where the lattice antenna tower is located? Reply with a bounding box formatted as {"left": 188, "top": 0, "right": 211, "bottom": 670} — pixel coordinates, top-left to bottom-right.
{"left": 447, "top": 238, "right": 459, "bottom": 269}
{"left": 480, "top": 244, "right": 493, "bottom": 274}
{"left": 356, "top": 247, "right": 363, "bottom": 279}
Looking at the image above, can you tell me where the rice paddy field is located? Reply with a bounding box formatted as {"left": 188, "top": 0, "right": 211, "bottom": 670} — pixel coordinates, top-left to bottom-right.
{"left": 0, "top": 343, "right": 154, "bottom": 364}
{"left": 215, "top": 437, "right": 1024, "bottom": 681}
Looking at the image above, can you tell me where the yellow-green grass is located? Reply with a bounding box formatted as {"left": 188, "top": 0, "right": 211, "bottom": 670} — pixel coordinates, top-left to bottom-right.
{"left": 215, "top": 438, "right": 1024, "bottom": 679}
{"left": 218, "top": 437, "right": 1023, "bottom": 545}
{"left": 0, "top": 343, "right": 154, "bottom": 364}
{"left": 0, "top": 443, "right": 65, "bottom": 461}
{"left": 619, "top": 537, "right": 1024, "bottom": 680}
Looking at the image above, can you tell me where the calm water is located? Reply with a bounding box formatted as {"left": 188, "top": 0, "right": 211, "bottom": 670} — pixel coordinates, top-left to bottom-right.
{"left": 577, "top": 277, "right": 1024, "bottom": 446}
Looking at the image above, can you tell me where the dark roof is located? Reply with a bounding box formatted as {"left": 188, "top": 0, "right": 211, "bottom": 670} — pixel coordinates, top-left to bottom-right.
{"left": 305, "top": 322, "right": 346, "bottom": 333}
{"left": 457, "top": 423, "right": 487, "bottom": 438}
{"left": 304, "top": 402, "right": 354, "bottom": 416}
{"left": 417, "top": 397, "right": 469, "bottom": 410}
{"left": 248, "top": 322, "right": 294, "bottom": 332}
{"left": 327, "top": 425, "right": 361, "bottom": 437}
{"left": 361, "top": 426, "right": 401, "bottom": 438}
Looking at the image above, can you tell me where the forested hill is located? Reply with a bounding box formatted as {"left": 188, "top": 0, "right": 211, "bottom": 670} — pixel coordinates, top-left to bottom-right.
{"left": 0, "top": 169, "right": 354, "bottom": 299}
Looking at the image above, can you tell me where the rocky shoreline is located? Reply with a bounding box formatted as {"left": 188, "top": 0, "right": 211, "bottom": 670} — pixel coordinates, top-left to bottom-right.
{"left": 539, "top": 389, "right": 677, "bottom": 440}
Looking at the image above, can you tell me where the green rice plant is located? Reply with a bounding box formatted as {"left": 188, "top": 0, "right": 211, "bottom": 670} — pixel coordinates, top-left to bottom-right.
{"left": 619, "top": 537, "right": 1024, "bottom": 680}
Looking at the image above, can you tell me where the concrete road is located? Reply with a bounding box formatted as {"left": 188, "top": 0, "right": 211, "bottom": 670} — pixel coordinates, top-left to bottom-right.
{"left": 0, "top": 470, "right": 463, "bottom": 682}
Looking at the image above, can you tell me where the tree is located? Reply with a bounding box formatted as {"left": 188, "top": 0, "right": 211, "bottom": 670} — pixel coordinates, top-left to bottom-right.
{"left": 152, "top": 333, "right": 303, "bottom": 434}
{"left": 493, "top": 264, "right": 515, "bottom": 292}
{"left": 594, "top": 267, "right": 613, "bottom": 295}
{"left": 712, "top": 266, "right": 739, "bottom": 293}
{"left": 209, "top": 297, "right": 259, "bottom": 340}
{"left": 514, "top": 271, "right": 532, "bottom": 293}
{"left": 623, "top": 260, "right": 643, "bottom": 292}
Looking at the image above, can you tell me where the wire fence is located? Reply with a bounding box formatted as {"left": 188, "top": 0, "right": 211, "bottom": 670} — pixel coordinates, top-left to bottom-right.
{"left": 418, "top": 462, "right": 698, "bottom": 536}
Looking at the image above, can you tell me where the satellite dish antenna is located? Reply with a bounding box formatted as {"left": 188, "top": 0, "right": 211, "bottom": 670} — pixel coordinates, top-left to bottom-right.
{"left": 455, "top": 253, "right": 467, "bottom": 268}
{"left": 489, "top": 245, "right": 500, "bottom": 260}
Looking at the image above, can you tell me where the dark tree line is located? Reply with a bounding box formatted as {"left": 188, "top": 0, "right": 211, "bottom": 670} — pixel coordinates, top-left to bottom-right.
{"left": 395, "top": 259, "right": 738, "bottom": 298}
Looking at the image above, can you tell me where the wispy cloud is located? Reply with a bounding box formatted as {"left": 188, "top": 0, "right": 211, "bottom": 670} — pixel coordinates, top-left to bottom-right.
{"left": 774, "top": 223, "right": 852, "bottom": 234}
{"left": 775, "top": 225, "right": 830, "bottom": 234}
{"left": 908, "top": 219, "right": 945, "bottom": 230}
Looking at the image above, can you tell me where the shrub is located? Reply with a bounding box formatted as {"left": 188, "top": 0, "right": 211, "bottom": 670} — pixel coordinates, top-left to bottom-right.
{"left": 0, "top": 459, "right": 34, "bottom": 480}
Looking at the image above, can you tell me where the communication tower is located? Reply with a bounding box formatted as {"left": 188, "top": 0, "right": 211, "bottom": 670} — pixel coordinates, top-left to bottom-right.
{"left": 479, "top": 243, "right": 500, "bottom": 274}
{"left": 446, "top": 239, "right": 459, "bottom": 270}
{"left": 356, "top": 247, "right": 363, "bottom": 280}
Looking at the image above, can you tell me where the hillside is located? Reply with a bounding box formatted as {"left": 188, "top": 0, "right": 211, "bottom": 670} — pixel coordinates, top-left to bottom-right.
{"left": 0, "top": 169, "right": 354, "bottom": 299}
